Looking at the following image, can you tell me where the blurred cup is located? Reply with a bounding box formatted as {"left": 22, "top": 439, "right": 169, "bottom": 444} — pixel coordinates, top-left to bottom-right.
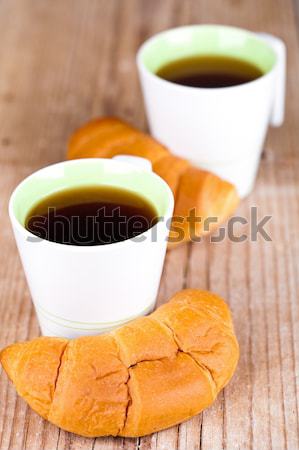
{"left": 137, "top": 25, "right": 286, "bottom": 198}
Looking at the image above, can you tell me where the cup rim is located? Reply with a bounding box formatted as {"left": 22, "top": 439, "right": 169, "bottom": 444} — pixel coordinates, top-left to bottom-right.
{"left": 136, "top": 23, "right": 277, "bottom": 92}
{"left": 9, "top": 157, "right": 174, "bottom": 252}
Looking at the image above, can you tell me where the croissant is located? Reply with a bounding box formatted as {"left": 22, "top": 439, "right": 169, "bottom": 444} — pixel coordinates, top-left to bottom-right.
{"left": 1, "top": 289, "right": 239, "bottom": 437}
{"left": 67, "top": 117, "right": 239, "bottom": 246}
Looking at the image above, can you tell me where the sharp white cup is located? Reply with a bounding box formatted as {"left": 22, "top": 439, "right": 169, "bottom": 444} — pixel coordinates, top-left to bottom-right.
{"left": 9, "top": 157, "right": 174, "bottom": 338}
{"left": 137, "top": 25, "right": 286, "bottom": 198}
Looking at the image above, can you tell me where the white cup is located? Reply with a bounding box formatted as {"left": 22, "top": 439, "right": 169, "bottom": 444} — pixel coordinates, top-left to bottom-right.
{"left": 9, "top": 157, "right": 174, "bottom": 338}
{"left": 137, "top": 25, "right": 286, "bottom": 198}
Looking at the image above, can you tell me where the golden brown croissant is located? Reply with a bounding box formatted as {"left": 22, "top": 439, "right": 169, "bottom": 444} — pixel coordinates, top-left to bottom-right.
{"left": 68, "top": 117, "right": 169, "bottom": 164}
{"left": 1, "top": 289, "right": 239, "bottom": 437}
{"left": 67, "top": 117, "right": 239, "bottom": 246}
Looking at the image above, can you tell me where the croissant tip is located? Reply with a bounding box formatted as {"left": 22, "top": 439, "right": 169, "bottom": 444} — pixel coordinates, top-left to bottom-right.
{"left": 0, "top": 342, "right": 24, "bottom": 382}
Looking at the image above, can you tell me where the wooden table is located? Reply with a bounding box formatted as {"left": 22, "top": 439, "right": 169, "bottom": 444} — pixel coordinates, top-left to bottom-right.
{"left": 0, "top": 1, "right": 298, "bottom": 449}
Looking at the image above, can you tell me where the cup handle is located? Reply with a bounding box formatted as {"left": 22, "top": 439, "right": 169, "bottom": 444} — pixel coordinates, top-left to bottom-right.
{"left": 256, "top": 32, "right": 286, "bottom": 127}
{"left": 112, "top": 155, "right": 152, "bottom": 171}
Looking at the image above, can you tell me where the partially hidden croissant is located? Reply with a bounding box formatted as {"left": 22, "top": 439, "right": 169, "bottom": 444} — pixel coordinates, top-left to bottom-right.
{"left": 67, "top": 117, "right": 240, "bottom": 246}
{"left": 0, "top": 289, "right": 239, "bottom": 437}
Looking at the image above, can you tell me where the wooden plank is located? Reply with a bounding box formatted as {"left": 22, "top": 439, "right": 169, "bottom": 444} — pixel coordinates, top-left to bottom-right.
{"left": 0, "top": 0, "right": 298, "bottom": 449}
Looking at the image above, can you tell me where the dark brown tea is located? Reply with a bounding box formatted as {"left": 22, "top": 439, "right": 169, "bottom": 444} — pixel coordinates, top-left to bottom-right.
{"left": 25, "top": 185, "right": 158, "bottom": 246}
{"left": 156, "top": 55, "right": 264, "bottom": 88}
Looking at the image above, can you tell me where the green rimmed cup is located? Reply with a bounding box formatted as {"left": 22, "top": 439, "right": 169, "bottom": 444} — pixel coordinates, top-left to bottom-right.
{"left": 137, "top": 24, "right": 286, "bottom": 197}
{"left": 9, "top": 157, "right": 174, "bottom": 338}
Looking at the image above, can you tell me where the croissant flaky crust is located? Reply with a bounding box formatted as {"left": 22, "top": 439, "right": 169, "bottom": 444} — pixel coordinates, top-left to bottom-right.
{"left": 67, "top": 117, "right": 240, "bottom": 247}
{"left": 1, "top": 289, "right": 239, "bottom": 437}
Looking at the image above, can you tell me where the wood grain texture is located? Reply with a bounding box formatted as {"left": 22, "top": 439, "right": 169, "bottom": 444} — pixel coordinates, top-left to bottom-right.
{"left": 0, "top": 0, "right": 298, "bottom": 449}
